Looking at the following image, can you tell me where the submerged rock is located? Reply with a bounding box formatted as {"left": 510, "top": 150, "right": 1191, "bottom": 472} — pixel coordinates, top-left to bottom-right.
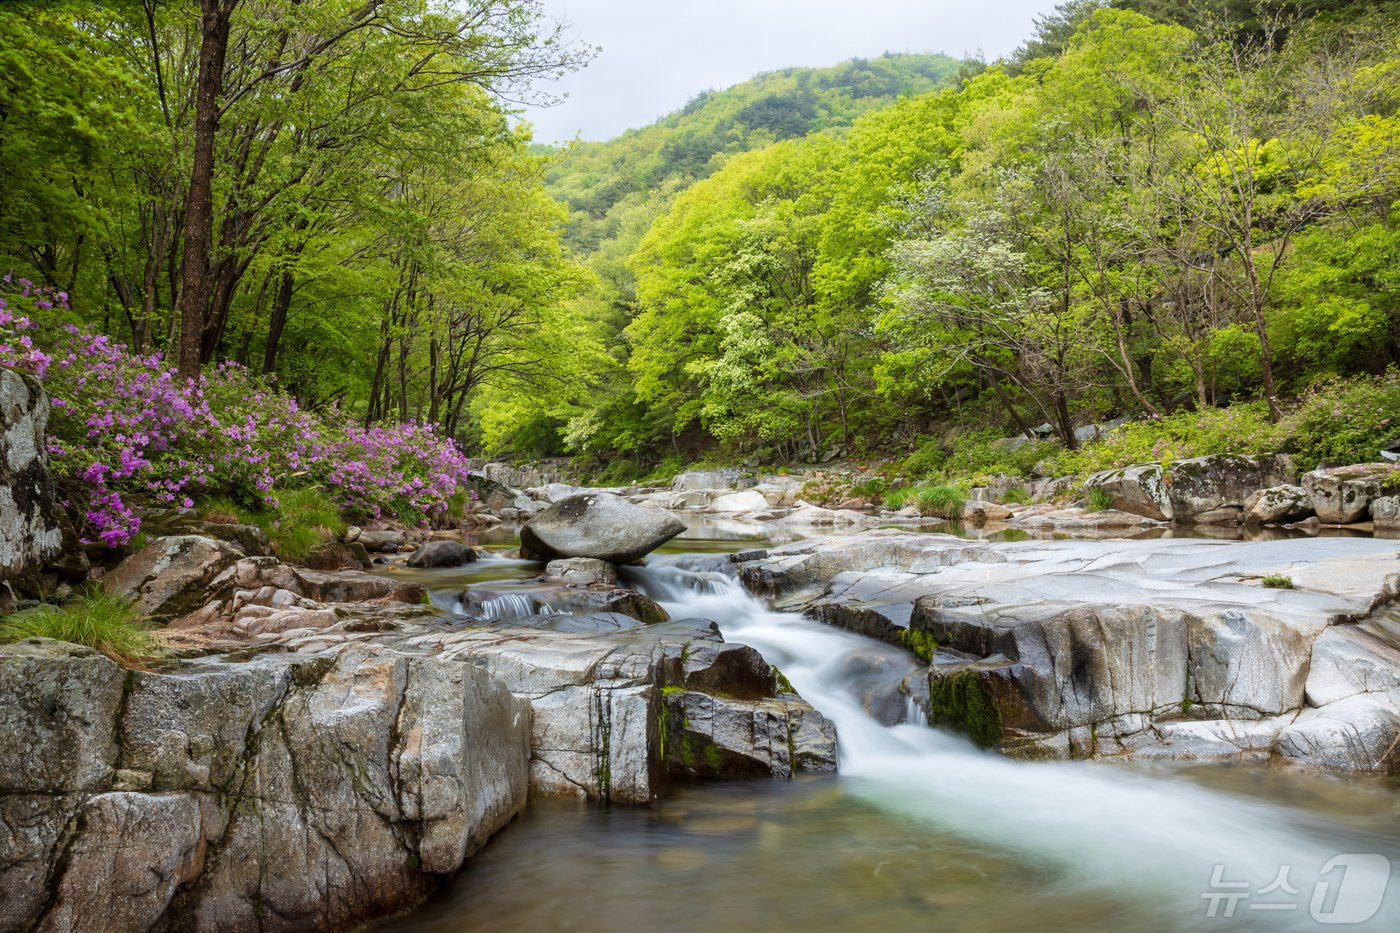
{"left": 520, "top": 492, "right": 685, "bottom": 563}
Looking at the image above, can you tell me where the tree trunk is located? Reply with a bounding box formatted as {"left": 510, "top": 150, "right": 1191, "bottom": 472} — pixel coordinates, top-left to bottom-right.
{"left": 263, "top": 269, "right": 295, "bottom": 375}
{"left": 177, "top": 0, "right": 236, "bottom": 379}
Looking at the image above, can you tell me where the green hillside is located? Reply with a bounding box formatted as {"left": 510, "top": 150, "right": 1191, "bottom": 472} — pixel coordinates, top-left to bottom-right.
{"left": 539, "top": 53, "right": 963, "bottom": 250}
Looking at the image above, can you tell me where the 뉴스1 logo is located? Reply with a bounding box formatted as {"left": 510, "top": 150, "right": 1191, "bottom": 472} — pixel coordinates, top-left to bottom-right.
{"left": 1203, "top": 855, "right": 1392, "bottom": 924}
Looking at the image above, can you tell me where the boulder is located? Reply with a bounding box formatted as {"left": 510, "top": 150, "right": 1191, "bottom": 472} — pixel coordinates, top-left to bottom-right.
{"left": 1303, "top": 463, "right": 1395, "bottom": 524}
{"left": 709, "top": 489, "right": 769, "bottom": 513}
{"left": 0, "top": 368, "right": 61, "bottom": 580}
{"left": 961, "top": 500, "right": 1013, "bottom": 524}
{"left": 1243, "top": 484, "right": 1313, "bottom": 525}
{"left": 358, "top": 529, "right": 406, "bottom": 553}
{"left": 1274, "top": 694, "right": 1400, "bottom": 772}
{"left": 1082, "top": 454, "right": 1292, "bottom": 524}
{"left": 660, "top": 690, "right": 836, "bottom": 777}
{"left": 520, "top": 493, "right": 685, "bottom": 564}
{"left": 0, "top": 641, "right": 531, "bottom": 931}
{"left": 407, "top": 540, "right": 476, "bottom": 568}
{"left": 1165, "top": 453, "right": 1292, "bottom": 523}
{"left": 103, "top": 535, "right": 244, "bottom": 621}
{"left": 1372, "top": 495, "right": 1400, "bottom": 530}
{"left": 671, "top": 469, "right": 749, "bottom": 492}
{"left": 544, "top": 557, "right": 618, "bottom": 586}
{"left": 1080, "top": 463, "right": 1172, "bottom": 521}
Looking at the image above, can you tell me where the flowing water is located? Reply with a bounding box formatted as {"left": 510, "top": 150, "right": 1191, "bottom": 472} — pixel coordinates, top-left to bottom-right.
{"left": 379, "top": 530, "right": 1400, "bottom": 932}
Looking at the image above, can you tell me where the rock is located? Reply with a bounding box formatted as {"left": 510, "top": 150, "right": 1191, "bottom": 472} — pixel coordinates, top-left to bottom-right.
{"left": 576, "top": 590, "right": 670, "bottom": 625}
{"left": 1274, "top": 694, "right": 1400, "bottom": 772}
{"left": 0, "top": 368, "right": 61, "bottom": 580}
{"left": 709, "top": 489, "right": 769, "bottom": 513}
{"left": 661, "top": 690, "right": 837, "bottom": 777}
{"left": 103, "top": 535, "right": 244, "bottom": 621}
{"left": 1009, "top": 504, "right": 1166, "bottom": 530}
{"left": 544, "top": 557, "right": 618, "bottom": 586}
{"left": 407, "top": 540, "right": 476, "bottom": 568}
{"left": 1372, "top": 495, "right": 1400, "bottom": 530}
{"left": 1303, "top": 463, "right": 1395, "bottom": 524}
{"left": 736, "top": 529, "right": 1400, "bottom": 770}
{"left": 0, "top": 641, "right": 530, "bottom": 931}
{"left": 1166, "top": 453, "right": 1292, "bottom": 523}
{"left": 303, "top": 538, "right": 370, "bottom": 571}
{"left": 672, "top": 469, "right": 749, "bottom": 492}
{"left": 1082, "top": 454, "right": 1291, "bottom": 523}
{"left": 782, "top": 501, "right": 874, "bottom": 527}
{"left": 1080, "top": 463, "right": 1173, "bottom": 521}
{"left": 192, "top": 520, "right": 269, "bottom": 556}
{"left": 520, "top": 493, "right": 685, "bottom": 564}
{"left": 1243, "top": 484, "right": 1313, "bottom": 525}
{"left": 358, "top": 529, "right": 406, "bottom": 553}
{"left": 961, "top": 500, "right": 1013, "bottom": 524}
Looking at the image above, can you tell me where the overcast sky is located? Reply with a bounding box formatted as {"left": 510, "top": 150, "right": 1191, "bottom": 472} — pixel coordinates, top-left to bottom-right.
{"left": 519, "top": 0, "right": 1055, "bottom": 144}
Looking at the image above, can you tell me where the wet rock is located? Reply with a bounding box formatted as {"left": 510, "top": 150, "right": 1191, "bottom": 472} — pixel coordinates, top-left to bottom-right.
{"left": 520, "top": 492, "right": 685, "bottom": 564}
{"left": 679, "top": 642, "right": 777, "bottom": 700}
{"left": 544, "top": 557, "right": 617, "bottom": 586}
{"left": 1303, "top": 463, "right": 1395, "bottom": 524}
{"left": 0, "top": 368, "right": 61, "bottom": 580}
{"left": 407, "top": 540, "right": 476, "bottom": 568}
{"left": 1243, "top": 484, "right": 1313, "bottom": 525}
{"left": 104, "top": 535, "right": 244, "bottom": 621}
{"left": 660, "top": 690, "right": 837, "bottom": 777}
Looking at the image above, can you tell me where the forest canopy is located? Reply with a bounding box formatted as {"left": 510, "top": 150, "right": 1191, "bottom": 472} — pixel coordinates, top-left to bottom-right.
{"left": 2, "top": 0, "right": 1397, "bottom": 477}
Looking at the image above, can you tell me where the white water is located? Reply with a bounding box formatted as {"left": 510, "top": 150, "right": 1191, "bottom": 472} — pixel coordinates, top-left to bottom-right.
{"left": 633, "top": 560, "right": 1400, "bottom": 931}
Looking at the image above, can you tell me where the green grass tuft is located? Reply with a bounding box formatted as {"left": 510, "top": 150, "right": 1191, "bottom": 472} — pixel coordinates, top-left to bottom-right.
{"left": 1261, "top": 573, "right": 1295, "bottom": 589}
{"left": 1083, "top": 487, "right": 1114, "bottom": 513}
{"left": 0, "top": 589, "right": 163, "bottom": 667}
{"left": 264, "top": 487, "right": 348, "bottom": 563}
{"left": 914, "top": 485, "right": 967, "bottom": 519}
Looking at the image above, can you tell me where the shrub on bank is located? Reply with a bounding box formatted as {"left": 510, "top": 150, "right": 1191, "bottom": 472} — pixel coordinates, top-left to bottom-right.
{"left": 0, "top": 589, "right": 162, "bottom": 666}
{"left": 0, "top": 281, "right": 473, "bottom": 547}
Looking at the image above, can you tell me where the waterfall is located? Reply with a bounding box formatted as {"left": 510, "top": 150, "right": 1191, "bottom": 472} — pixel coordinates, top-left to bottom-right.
{"left": 630, "top": 558, "right": 1400, "bottom": 931}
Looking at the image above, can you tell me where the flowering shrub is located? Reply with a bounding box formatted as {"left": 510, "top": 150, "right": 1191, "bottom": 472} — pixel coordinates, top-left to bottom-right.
{"left": 0, "top": 281, "right": 472, "bottom": 547}
{"left": 1052, "top": 404, "right": 1279, "bottom": 478}
{"left": 1278, "top": 370, "right": 1400, "bottom": 470}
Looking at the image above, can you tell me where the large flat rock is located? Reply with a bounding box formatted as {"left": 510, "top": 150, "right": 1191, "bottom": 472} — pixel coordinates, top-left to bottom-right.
{"left": 734, "top": 530, "right": 1400, "bottom": 772}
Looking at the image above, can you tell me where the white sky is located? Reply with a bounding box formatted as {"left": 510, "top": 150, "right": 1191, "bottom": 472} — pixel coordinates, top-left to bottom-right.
{"left": 519, "top": 0, "right": 1056, "bottom": 144}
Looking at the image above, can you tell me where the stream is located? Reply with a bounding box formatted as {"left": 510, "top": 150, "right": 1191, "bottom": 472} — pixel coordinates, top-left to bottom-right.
{"left": 378, "top": 525, "right": 1400, "bottom": 932}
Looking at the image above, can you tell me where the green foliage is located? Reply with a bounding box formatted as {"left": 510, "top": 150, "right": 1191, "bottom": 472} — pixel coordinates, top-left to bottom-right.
{"left": 898, "top": 629, "right": 939, "bottom": 664}
{"left": 0, "top": 590, "right": 162, "bottom": 667}
{"left": 1084, "top": 488, "right": 1115, "bottom": 512}
{"left": 1054, "top": 406, "right": 1279, "bottom": 477}
{"left": 914, "top": 485, "right": 967, "bottom": 519}
{"left": 1261, "top": 573, "right": 1295, "bottom": 589}
{"left": 262, "top": 488, "right": 348, "bottom": 564}
{"left": 1278, "top": 370, "right": 1400, "bottom": 469}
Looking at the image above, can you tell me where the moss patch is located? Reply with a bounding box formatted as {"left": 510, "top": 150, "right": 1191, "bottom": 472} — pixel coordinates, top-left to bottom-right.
{"left": 898, "top": 628, "right": 938, "bottom": 664}
{"left": 928, "top": 670, "right": 1004, "bottom": 748}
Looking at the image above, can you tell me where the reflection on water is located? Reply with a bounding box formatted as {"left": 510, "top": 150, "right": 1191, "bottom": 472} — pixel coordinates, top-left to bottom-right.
{"left": 380, "top": 772, "right": 1399, "bottom": 933}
